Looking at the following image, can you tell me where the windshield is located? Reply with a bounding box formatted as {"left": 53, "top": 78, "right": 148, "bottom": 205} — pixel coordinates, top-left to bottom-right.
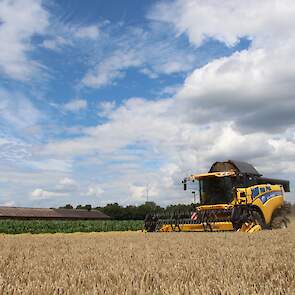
{"left": 199, "top": 176, "right": 234, "bottom": 205}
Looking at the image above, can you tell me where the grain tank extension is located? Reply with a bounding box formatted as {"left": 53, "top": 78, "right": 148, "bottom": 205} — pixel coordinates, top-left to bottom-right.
{"left": 144, "top": 160, "right": 291, "bottom": 233}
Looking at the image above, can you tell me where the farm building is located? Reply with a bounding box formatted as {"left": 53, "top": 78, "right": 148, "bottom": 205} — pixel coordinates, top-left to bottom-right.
{"left": 0, "top": 207, "right": 110, "bottom": 220}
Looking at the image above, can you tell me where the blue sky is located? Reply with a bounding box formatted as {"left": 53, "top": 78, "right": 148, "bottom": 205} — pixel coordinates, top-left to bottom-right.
{"left": 1, "top": 0, "right": 295, "bottom": 207}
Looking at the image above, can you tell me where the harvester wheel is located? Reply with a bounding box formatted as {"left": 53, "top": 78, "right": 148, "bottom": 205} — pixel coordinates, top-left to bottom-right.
{"left": 251, "top": 210, "right": 266, "bottom": 230}
{"left": 271, "top": 216, "right": 288, "bottom": 229}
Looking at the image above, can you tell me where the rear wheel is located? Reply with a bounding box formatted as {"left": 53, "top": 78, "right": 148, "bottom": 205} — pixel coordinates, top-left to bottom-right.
{"left": 271, "top": 216, "right": 288, "bottom": 229}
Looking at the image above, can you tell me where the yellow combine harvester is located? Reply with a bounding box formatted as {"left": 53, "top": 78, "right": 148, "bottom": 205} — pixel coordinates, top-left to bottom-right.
{"left": 144, "top": 160, "right": 291, "bottom": 233}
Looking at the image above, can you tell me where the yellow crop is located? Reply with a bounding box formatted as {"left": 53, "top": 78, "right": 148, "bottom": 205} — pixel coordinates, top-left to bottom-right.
{"left": 0, "top": 220, "right": 294, "bottom": 294}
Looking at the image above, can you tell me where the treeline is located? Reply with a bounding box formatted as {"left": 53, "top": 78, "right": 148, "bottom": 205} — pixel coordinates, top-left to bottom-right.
{"left": 59, "top": 201, "right": 295, "bottom": 219}
{"left": 59, "top": 202, "right": 197, "bottom": 220}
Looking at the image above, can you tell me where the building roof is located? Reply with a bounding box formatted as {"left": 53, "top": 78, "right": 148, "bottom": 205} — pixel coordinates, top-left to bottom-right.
{"left": 0, "top": 207, "right": 110, "bottom": 220}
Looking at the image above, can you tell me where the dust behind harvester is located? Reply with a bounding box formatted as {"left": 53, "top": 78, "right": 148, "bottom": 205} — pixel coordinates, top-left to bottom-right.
{"left": 144, "top": 160, "right": 291, "bottom": 233}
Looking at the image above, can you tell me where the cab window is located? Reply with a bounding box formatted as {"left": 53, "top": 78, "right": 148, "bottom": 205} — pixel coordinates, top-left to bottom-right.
{"left": 260, "top": 187, "right": 265, "bottom": 193}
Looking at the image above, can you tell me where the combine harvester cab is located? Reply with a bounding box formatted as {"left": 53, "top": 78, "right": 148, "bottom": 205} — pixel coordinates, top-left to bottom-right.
{"left": 144, "top": 160, "right": 291, "bottom": 233}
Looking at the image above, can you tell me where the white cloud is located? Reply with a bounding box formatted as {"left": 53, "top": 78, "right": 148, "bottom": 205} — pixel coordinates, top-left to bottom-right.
{"left": 149, "top": 0, "right": 295, "bottom": 48}
{"left": 75, "top": 25, "right": 100, "bottom": 40}
{"left": 41, "top": 97, "right": 175, "bottom": 156}
{"left": 85, "top": 185, "right": 104, "bottom": 197}
{"left": 40, "top": 94, "right": 279, "bottom": 167}
{"left": 31, "top": 188, "right": 68, "bottom": 200}
{"left": 0, "top": 0, "right": 49, "bottom": 80}
{"left": 159, "top": 61, "right": 188, "bottom": 75}
{"left": 149, "top": 0, "right": 295, "bottom": 133}
{"left": 98, "top": 100, "right": 116, "bottom": 117}
{"left": 139, "top": 68, "right": 158, "bottom": 79}
{"left": 81, "top": 26, "right": 197, "bottom": 88}
{"left": 160, "top": 84, "right": 182, "bottom": 96}
{"left": 0, "top": 201, "right": 16, "bottom": 207}
{"left": 129, "top": 184, "right": 159, "bottom": 202}
{"left": 41, "top": 36, "right": 71, "bottom": 51}
{"left": 173, "top": 47, "right": 295, "bottom": 132}
{"left": 40, "top": 25, "right": 100, "bottom": 54}
{"left": 0, "top": 88, "right": 42, "bottom": 131}
{"left": 57, "top": 177, "right": 78, "bottom": 192}
{"left": 27, "top": 159, "right": 72, "bottom": 173}
{"left": 0, "top": 133, "right": 32, "bottom": 162}
{"left": 82, "top": 50, "right": 142, "bottom": 88}
{"left": 0, "top": 161, "right": 75, "bottom": 207}
{"left": 129, "top": 185, "right": 148, "bottom": 202}
{"left": 63, "top": 99, "right": 88, "bottom": 112}
{"left": 59, "top": 177, "right": 76, "bottom": 187}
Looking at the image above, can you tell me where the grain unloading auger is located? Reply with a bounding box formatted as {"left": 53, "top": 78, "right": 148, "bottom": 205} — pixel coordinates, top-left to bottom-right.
{"left": 144, "top": 160, "right": 291, "bottom": 233}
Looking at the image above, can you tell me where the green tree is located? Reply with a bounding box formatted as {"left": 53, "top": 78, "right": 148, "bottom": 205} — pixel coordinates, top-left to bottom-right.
{"left": 59, "top": 204, "right": 73, "bottom": 209}
{"left": 76, "top": 204, "right": 92, "bottom": 211}
{"left": 101, "top": 203, "right": 125, "bottom": 220}
{"left": 165, "top": 203, "right": 196, "bottom": 214}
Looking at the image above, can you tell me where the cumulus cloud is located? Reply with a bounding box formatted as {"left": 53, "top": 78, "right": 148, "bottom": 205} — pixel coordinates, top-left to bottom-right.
{"left": 30, "top": 176, "right": 79, "bottom": 202}
{"left": 0, "top": 0, "right": 48, "bottom": 80}
{"left": 63, "top": 99, "right": 88, "bottom": 112}
{"left": 59, "top": 177, "right": 76, "bottom": 187}
{"left": 148, "top": 0, "right": 295, "bottom": 47}
{"left": 41, "top": 36, "right": 71, "bottom": 51}
{"left": 175, "top": 46, "right": 295, "bottom": 133}
{"left": 129, "top": 184, "right": 159, "bottom": 202}
{"left": 74, "top": 25, "right": 100, "bottom": 40}
{"left": 40, "top": 95, "right": 282, "bottom": 167}
{"left": 98, "top": 100, "right": 116, "bottom": 117}
{"left": 41, "top": 97, "right": 175, "bottom": 156}
{"left": 0, "top": 200, "right": 16, "bottom": 207}
{"left": 57, "top": 177, "right": 78, "bottom": 192}
{"left": 151, "top": 0, "right": 295, "bottom": 133}
{"left": 129, "top": 185, "right": 148, "bottom": 202}
{"left": 85, "top": 185, "right": 104, "bottom": 197}
{"left": 31, "top": 188, "right": 68, "bottom": 200}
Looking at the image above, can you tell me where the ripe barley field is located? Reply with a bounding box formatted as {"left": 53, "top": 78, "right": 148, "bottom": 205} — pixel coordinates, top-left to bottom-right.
{"left": 0, "top": 221, "right": 294, "bottom": 295}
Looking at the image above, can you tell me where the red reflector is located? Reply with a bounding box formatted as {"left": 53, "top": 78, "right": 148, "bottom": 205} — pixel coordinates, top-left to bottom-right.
{"left": 191, "top": 212, "right": 198, "bottom": 220}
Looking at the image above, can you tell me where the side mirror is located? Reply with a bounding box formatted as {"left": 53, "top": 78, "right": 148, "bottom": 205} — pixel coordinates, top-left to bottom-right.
{"left": 182, "top": 179, "right": 187, "bottom": 191}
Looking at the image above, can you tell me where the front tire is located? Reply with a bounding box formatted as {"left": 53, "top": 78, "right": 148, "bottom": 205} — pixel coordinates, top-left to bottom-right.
{"left": 251, "top": 210, "right": 267, "bottom": 229}
{"left": 231, "top": 206, "right": 266, "bottom": 231}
